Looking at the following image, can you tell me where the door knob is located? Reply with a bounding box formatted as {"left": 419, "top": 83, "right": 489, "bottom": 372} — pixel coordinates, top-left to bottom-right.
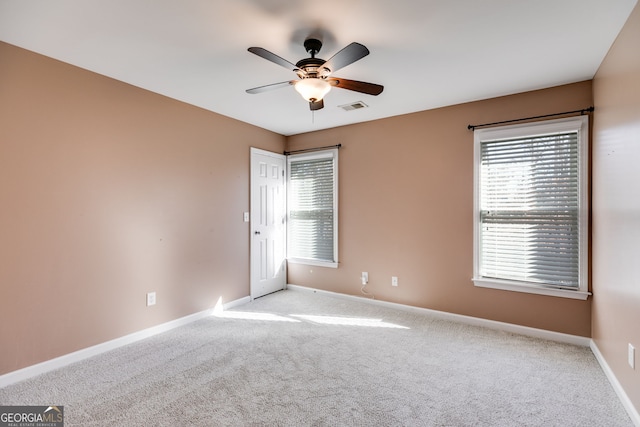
{"left": 254, "top": 231, "right": 261, "bottom": 235}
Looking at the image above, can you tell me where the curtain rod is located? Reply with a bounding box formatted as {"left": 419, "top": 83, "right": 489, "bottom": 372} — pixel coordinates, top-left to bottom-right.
{"left": 467, "top": 106, "right": 594, "bottom": 131}
{"left": 284, "top": 144, "right": 342, "bottom": 156}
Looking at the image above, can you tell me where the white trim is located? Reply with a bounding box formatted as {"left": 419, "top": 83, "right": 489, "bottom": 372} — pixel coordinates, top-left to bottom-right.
{"left": 591, "top": 341, "right": 640, "bottom": 426}
{"left": 224, "top": 296, "right": 251, "bottom": 310}
{"left": 0, "top": 295, "right": 250, "bottom": 388}
{"left": 250, "top": 146, "right": 284, "bottom": 159}
{"left": 286, "top": 148, "right": 339, "bottom": 266}
{"left": 473, "top": 116, "right": 590, "bottom": 297}
{"left": 286, "top": 258, "right": 338, "bottom": 269}
{"left": 286, "top": 284, "right": 590, "bottom": 347}
{"left": 473, "top": 277, "right": 591, "bottom": 300}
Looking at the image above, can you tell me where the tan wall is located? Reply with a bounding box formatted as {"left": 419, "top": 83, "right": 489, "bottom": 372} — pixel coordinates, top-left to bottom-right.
{"left": 287, "top": 81, "right": 593, "bottom": 337}
{"left": 592, "top": 2, "right": 640, "bottom": 411}
{"left": 0, "top": 42, "right": 285, "bottom": 375}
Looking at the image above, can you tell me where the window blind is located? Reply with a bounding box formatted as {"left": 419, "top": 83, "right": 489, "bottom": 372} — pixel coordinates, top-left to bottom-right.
{"left": 479, "top": 132, "right": 579, "bottom": 288}
{"left": 288, "top": 156, "right": 336, "bottom": 262}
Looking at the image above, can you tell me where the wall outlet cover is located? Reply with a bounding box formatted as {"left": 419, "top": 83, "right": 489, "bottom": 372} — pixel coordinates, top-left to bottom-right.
{"left": 147, "top": 292, "right": 156, "bottom": 307}
{"left": 361, "top": 272, "right": 368, "bottom": 284}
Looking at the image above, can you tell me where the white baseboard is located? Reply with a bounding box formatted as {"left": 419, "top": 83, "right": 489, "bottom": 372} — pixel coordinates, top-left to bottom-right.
{"left": 0, "top": 295, "right": 250, "bottom": 389}
{"left": 224, "top": 296, "right": 251, "bottom": 310}
{"left": 286, "top": 284, "right": 591, "bottom": 346}
{"left": 591, "top": 341, "right": 640, "bottom": 426}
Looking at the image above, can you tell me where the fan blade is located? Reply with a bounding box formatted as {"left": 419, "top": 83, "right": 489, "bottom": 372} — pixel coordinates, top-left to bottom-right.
{"left": 322, "top": 42, "right": 370, "bottom": 73}
{"left": 327, "top": 78, "right": 384, "bottom": 95}
{"left": 309, "top": 99, "right": 324, "bottom": 111}
{"left": 246, "top": 81, "right": 296, "bottom": 94}
{"left": 248, "top": 47, "right": 299, "bottom": 71}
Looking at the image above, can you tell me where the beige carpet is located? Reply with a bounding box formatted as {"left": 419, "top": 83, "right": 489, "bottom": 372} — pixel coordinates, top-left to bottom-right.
{"left": 0, "top": 288, "right": 632, "bottom": 426}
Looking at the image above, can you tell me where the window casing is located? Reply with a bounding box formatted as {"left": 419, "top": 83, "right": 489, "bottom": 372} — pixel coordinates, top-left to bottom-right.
{"left": 287, "top": 149, "right": 338, "bottom": 268}
{"left": 472, "top": 116, "right": 589, "bottom": 300}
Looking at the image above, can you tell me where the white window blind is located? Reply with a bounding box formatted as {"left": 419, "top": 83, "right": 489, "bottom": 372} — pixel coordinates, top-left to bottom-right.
{"left": 287, "top": 150, "right": 338, "bottom": 265}
{"left": 473, "top": 116, "right": 589, "bottom": 298}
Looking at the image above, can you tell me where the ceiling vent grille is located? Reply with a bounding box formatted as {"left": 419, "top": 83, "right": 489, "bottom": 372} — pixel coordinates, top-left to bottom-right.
{"left": 338, "top": 101, "right": 368, "bottom": 111}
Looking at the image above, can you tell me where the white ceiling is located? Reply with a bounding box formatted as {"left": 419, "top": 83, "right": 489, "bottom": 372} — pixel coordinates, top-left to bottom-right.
{"left": 0, "top": 0, "right": 636, "bottom": 136}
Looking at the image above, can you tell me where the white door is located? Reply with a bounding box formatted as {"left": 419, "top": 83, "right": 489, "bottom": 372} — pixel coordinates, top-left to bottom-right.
{"left": 250, "top": 148, "right": 286, "bottom": 299}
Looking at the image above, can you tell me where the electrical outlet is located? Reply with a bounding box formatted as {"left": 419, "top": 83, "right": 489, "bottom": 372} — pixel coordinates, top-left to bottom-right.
{"left": 392, "top": 276, "right": 398, "bottom": 287}
{"left": 361, "top": 272, "right": 368, "bottom": 285}
{"left": 146, "top": 292, "right": 156, "bottom": 307}
{"left": 629, "top": 343, "right": 635, "bottom": 369}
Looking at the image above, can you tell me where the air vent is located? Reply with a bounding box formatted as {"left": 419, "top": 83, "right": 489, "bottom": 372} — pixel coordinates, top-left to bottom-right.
{"left": 338, "top": 101, "right": 368, "bottom": 111}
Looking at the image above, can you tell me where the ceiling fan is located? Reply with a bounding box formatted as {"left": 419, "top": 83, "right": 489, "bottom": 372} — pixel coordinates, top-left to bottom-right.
{"left": 246, "top": 38, "right": 384, "bottom": 111}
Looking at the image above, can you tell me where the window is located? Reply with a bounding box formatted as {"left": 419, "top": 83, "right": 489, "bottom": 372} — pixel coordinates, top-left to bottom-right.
{"left": 472, "top": 116, "right": 589, "bottom": 299}
{"left": 287, "top": 149, "right": 338, "bottom": 267}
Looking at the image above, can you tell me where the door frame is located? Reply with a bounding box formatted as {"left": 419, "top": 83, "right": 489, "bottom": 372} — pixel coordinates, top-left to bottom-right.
{"left": 250, "top": 147, "right": 287, "bottom": 300}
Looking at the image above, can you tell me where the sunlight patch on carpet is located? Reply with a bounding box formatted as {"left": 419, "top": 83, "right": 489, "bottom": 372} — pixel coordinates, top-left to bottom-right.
{"left": 213, "top": 311, "right": 301, "bottom": 322}
{"left": 290, "top": 314, "right": 410, "bottom": 329}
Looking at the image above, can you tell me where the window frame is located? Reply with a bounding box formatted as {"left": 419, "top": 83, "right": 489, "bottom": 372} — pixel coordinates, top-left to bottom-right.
{"left": 472, "top": 116, "right": 590, "bottom": 300}
{"left": 286, "top": 148, "right": 339, "bottom": 268}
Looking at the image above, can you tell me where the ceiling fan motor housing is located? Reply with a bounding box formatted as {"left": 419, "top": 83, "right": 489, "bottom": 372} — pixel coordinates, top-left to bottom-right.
{"left": 297, "top": 39, "right": 331, "bottom": 78}
{"left": 295, "top": 58, "right": 329, "bottom": 78}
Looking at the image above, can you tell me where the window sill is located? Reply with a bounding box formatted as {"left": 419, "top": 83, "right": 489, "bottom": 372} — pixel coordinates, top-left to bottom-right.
{"left": 472, "top": 278, "right": 591, "bottom": 300}
{"left": 287, "top": 258, "right": 338, "bottom": 269}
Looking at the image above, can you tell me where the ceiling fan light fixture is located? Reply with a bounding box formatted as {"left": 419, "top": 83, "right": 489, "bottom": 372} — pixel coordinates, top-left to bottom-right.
{"left": 294, "top": 78, "right": 331, "bottom": 102}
